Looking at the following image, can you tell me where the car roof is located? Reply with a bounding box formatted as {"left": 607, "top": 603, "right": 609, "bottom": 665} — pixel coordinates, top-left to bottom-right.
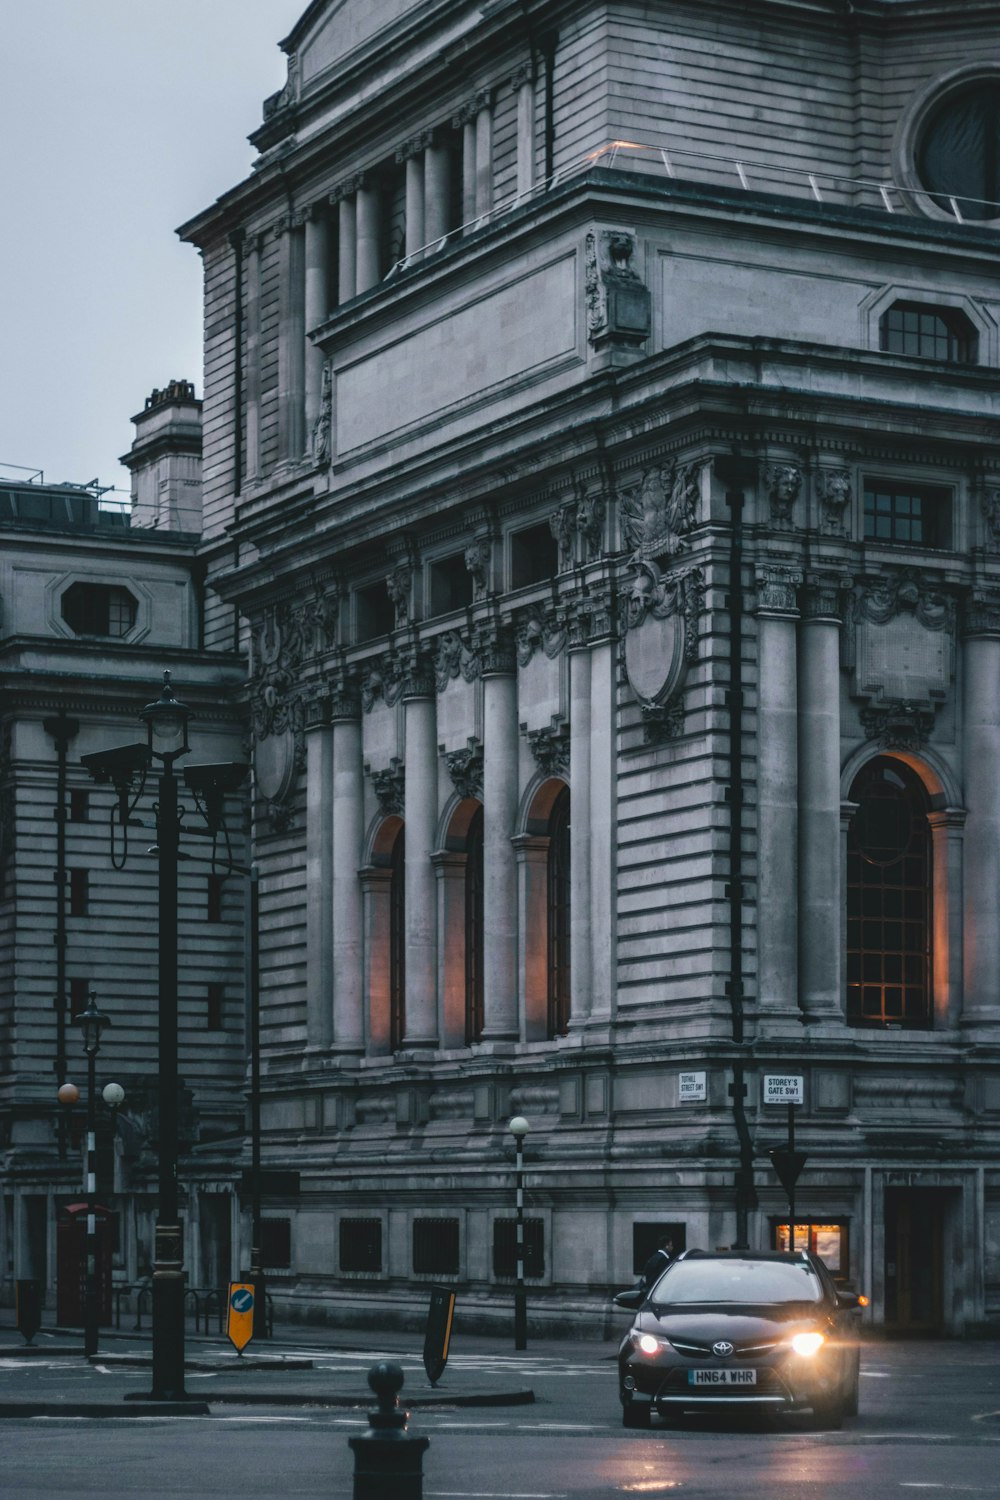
{"left": 676, "top": 1249, "right": 814, "bottom": 1264}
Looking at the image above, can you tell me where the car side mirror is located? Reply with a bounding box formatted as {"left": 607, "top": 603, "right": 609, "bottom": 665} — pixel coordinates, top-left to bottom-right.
{"left": 836, "top": 1289, "right": 865, "bottom": 1310}
{"left": 613, "top": 1288, "right": 645, "bottom": 1311}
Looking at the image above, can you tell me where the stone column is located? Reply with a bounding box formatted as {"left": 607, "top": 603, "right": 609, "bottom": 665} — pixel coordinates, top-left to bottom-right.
{"left": 929, "top": 807, "right": 965, "bottom": 1029}
{"left": 513, "top": 834, "right": 550, "bottom": 1041}
{"left": 355, "top": 177, "right": 381, "bottom": 293}
{"left": 755, "top": 564, "right": 803, "bottom": 1033}
{"left": 335, "top": 184, "right": 357, "bottom": 302}
{"left": 961, "top": 597, "right": 1000, "bottom": 1031}
{"left": 276, "top": 217, "right": 305, "bottom": 462}
{"left": 513, "top": 64, "right": 535, "bottom": 197}
{"left": 474, "top": 90, "right": 493, "bottom": 217}
{"left": 481, "top": 629, "right": 520, "bottom": 1041}
{"left": 303, "top": 209, "right": 329, "bottom": 444}
{"left": 304, "top": 694, "right": 333, "bottom": 1049}
{"left": 588, "top": 599, "right": 616, "bottom": 1024}
{"left": 432, "top": 851, "right": 467, "bottom": 1047}
{"left": 401, "top": 135, "right": 428, "bottom": 260}
{"left": 454, "top": 103, "right": 477, "bottom": 224}
{"left": 797, "top": 580, "right": 845, "bottom": 1024}
{"left": 568, "top": 622, "right": 592, "bottom": 1027}
{"left": 402, "top": 657, "right": 438, "bottom": 1047}
{"left": 331, "top": 679, "right": 365, "bottom": 1053}
{"left": 424, "top": 135, "right": 452, "bottom": 245}
{"left": 244, "top": 233, "right": 261, "bottom": 482}
{"left": 360, "top": 866, "right": 392, "bottom": 1054}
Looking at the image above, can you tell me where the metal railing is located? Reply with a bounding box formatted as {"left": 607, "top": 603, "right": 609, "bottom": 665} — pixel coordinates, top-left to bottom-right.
{"left": 114, "top": 1282, "right": 274, "bottom": 1337}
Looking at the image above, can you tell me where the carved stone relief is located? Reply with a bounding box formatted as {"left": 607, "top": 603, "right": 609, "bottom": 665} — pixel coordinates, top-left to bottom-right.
{"left": 370, "top": 759, "right": 405, "bottom": 816}
{"left": 464, "top": 537, "right": 491, "bottom": 600}
{"left": 860, "top": 701, "right": 935, "bottom": 750}
{"left": 526, "top": 724, "right": 570, "bottom": 778}
{"left": 981, "top": 488, "right": 1000, "bottom": 551}
{"left": 619, "top": 461, "right": 700, "bottom": 561}
{"left": 248, "top": 596, "right": 336, "bottom": 829}
{"left": 386, "top": 566, "right": 411, "bottom": 629}
{"left": 516, "top": 609, "right": 568, "bottom": 667}
{"left": 621, "top": 561, "right": 705, "bottom": 743}
{"left": 311, "top": 362, "right": 332, "bottom": 466}
{"left": 584, "top": 228, "right": 651, "bottom": 354}
{"left": 847, "top": 570, "right": 955, "bottom": 705}
{"left": 817, "top": 468, "right": 852, "bottom": 535}
{"left": 446, "top": 741, "right": 484, "bottom": 800}
{"left": 434, "top": 631, "right": 483, "bottom": 692}
{"left": 765, "top": 463, "right": 803, "bottom": 527}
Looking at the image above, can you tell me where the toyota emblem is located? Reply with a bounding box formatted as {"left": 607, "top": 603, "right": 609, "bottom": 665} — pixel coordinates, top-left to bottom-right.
{"left": 712, "top": 1340, "right": 735, "bottom": 1357}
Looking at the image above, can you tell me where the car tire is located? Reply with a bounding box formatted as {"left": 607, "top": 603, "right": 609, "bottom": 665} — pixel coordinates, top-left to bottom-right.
{"left": 622, "top": 1401, "right": 652, "bottom": 1429}
{"left": 845, "top": 1369, "right": 860, "bottom": 1418}
{"left": 811, "top": 1395, "right": 844, "bottom": 1431}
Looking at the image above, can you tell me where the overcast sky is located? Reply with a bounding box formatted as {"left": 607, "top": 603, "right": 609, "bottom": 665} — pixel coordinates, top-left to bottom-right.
{"left": 1, "top": 0, "right": 305, "bottom": 499}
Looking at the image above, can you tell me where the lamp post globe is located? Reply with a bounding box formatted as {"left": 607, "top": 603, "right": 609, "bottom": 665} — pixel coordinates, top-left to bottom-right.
{"left": 102, "top": 1082, "right": 125, "bottom": 1108}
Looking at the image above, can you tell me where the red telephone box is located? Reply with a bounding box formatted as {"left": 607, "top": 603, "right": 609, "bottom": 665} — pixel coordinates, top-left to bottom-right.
{"left": 56, "top": 1203, "right": 114, "bottom": 1327}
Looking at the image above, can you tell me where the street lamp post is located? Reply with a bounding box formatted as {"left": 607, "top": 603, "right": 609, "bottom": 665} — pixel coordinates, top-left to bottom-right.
{"left": 509, "top": 1115, "right": 530, "bottom": 1351}
{"left": 81, "top": 671, "right": 247, "bottom": 1401}
{"left": 71, "top": 993, "right": 111, "bottom": 1358}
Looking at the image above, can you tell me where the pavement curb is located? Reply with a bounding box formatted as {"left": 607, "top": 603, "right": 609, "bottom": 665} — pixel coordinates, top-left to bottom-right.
{"left": 0, "top": 1401, "right": 211, "bottom": 1418}
{"left": 0, "top": 1389, "right": 532, "bottom": 1417}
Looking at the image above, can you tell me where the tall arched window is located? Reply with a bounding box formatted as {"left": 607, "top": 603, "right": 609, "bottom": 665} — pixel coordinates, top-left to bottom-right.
{"left": 846, "top": 757, "right": 932, "bottom": 1029}
{"left": 547, "top": 786, "right": 571, "bottom": 1037}
{"left": 465, "top": 806, "right": 484, "bottom": 1043}
{"left": 389, "top": 825, "right": 406, "bottom": 1050}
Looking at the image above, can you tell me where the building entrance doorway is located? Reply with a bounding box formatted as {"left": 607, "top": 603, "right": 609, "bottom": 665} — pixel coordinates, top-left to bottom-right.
{"left": 884, "top": 1188, "right": 947, "bottom": 1334}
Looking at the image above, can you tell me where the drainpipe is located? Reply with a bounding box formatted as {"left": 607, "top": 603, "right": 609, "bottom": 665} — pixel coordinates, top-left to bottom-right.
{"left": 44, "top": 713, "right": 80, "bottom": 1160}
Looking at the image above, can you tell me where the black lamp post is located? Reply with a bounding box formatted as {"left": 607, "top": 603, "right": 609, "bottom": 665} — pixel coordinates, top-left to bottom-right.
{"left": 81, "top": 671, "right": 247, "bottom": 1401}
{"left": 71, "top": 993, "right": 111, "bottom": 1358}
{"left": 509, "top": 1115, "right": 530, "bottom": 1350}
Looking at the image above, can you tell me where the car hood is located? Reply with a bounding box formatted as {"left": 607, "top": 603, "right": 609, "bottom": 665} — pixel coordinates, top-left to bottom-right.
{"left": 634, "top": 1305, "right": 826, "bottom": 1343}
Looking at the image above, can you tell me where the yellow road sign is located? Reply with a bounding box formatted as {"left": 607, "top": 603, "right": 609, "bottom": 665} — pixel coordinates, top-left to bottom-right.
{"left": 227, "top": 1281, "right": 255, "bottom": 1353}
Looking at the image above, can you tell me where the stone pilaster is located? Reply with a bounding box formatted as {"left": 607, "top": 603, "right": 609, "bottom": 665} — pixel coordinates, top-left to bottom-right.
{"left": 961, "top": 593, "right": 1000, "bottom": 1032}
{"left": 512, "top": 63, "right": 535, "bottom": 198}
{"left": 480, "top": 627, "right": 519, "bottom": 1041}
{"left": 398, "top": 134, "right": 430, "bottom": 259}
{"left": 755, "top": 564, "right": 803, "bottom": 1034}
{"left": 432, "top": 850, "right": 467, "bottom": 1048}
{"left": 304, "top": 692, "right": 333, "bottom": 1049}
{"left": 276, "top": 217, "right": 305, "bottom": 462}
{"left": 588, "top": 599, "right": 617, "bottom": 1023}
{"left": 333, "top": 179, "right": 359, "bottom": 303}
{"left": 244, "top": 233, "right": 262, "bottom": 482}
{"left": 330, "top": 680, "right": 365, "bottom": 1053}
{"left": 424, "top": 134, "right": 452, "bottom": 245}
{"left": 567, "top": 612, "right": 592, "bottom": 1028}
{"left": 304, "top": 209, "right": 329, "bottom": 444}
{"left": 402, "top": 661, "right": 438, "bottom": 1046}
{"left": 798, "top": 579, "right": 846, "bottom": 1026}
{"left": 474, "top": 90, "right": 493, "bottom": 217}
{"left": 355, "top": 177, "right": 380, "bottom": 293}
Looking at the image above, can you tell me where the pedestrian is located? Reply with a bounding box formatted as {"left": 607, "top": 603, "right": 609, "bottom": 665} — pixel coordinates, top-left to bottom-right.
{"left": 640, "top": 1234, "right": 675, "bottom": 1293}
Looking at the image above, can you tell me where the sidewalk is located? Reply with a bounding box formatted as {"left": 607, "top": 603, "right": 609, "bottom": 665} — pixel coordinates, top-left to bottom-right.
{"left": 0, "top": 1308, "right": 620, "bottom": 1419}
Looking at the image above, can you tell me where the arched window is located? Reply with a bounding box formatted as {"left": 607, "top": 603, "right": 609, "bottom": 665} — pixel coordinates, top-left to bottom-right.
{"left": 547, "top": 786, "right": 571, "bottom": 1037}
{"left": 878, "top": 301, "right": 977, "bottom": 363}
{"left": 389, "top": 825, "right": 406, "bottom": 1050}
{"left": 464, "top": 806, "right": 484, "bottom": 1043}
{"left": 846, "top": 757, "right": 932, "bottom": 1029}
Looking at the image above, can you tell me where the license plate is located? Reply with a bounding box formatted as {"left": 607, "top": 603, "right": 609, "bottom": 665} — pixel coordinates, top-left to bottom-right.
{"left": 689, "top": 1368, "right": 757, "bottom": 1386}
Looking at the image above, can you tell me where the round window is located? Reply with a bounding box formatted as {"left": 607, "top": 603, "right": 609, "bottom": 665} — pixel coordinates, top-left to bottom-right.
{"left": 916, "top": 79, "right": 1000, "bottom": 220}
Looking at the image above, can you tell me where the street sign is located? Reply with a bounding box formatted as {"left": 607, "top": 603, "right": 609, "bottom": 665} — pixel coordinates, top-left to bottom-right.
{"left": 763, "top": 1074, "right": 804, "bottom": 1105}
{"left": 679, "top": 1071, "right": 707, "bottom": 1103}
{"left": 227, "top": 1281, "right": 255, "bottom": 1353}
{"left": 423, "top": 1285, "right": 456, "bottom": 1385}
{"left": 769, "top": 1148, "right": 808, "bottom": 1195}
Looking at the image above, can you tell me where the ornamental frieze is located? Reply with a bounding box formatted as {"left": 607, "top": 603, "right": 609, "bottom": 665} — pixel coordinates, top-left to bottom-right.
{"left": 434, "top": 630, "right": 483, "bottom": 691}
{"left": 619, "top": 460, "right": 700, "bottom": 561}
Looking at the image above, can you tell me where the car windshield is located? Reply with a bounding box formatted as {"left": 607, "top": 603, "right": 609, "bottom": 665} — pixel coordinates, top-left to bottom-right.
{"left": 652, "top": 1259, "right": 824, "bottom": 1305}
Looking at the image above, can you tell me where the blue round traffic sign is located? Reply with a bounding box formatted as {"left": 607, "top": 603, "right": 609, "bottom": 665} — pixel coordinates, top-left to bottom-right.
{"left": 230, "top": 1288, "right": 254, "bottom": 1313}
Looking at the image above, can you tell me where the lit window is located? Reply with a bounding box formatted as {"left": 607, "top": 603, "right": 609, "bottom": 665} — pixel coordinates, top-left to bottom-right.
{"left": 773, "top": 1221, "right": 848, "bottom": 1278}
{"left": 863, "top": 480, "right": 950, "bottom": 549}
{"left": 62, "top": 583, "right": 137, "bottom": 637}
{"left": 846, "top": 758, "right": 932, "bottom": 1029}
{"left": 879, "top": 302, "right": 976, "bottom": 362}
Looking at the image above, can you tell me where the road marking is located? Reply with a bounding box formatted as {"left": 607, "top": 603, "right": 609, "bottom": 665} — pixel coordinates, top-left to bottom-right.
{"left": 861, "top": 1371, "right": 892, "bottom": 1378}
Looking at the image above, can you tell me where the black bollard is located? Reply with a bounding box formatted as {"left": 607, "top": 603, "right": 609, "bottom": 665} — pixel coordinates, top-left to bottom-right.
{"left": 349, "top": 1360, "right": 429, "bottom": 1500}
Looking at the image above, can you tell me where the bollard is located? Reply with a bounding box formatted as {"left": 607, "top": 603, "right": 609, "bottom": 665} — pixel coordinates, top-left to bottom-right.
{"left": 349, "top": 1361, "right": 429, "bottom": 1500}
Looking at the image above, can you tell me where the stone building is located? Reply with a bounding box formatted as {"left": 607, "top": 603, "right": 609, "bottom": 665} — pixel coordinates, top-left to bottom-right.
{"left": 172, "top": 0, "right": 1000, "bottom": 1336}
{"left": 0, "top": 386, "right": 247, "bottom": 1311}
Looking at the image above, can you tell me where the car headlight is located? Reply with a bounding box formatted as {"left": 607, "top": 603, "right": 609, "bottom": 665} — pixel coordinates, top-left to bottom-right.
{"left": 637, "top": 1333, "right": 669, "bottom": 1356}
{"left": 790, "top": 1331, "right": 825, "bottom": 1357}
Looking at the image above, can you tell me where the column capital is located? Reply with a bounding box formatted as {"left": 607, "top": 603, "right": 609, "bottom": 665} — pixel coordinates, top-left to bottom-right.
{"left": 452, "top": 99, "right": 479, "bottom": 129}
{"left": 400, "top": 650, "right": 436, "bottom": 700}
{"left": 303, "top": 688, "right": 332, "bottom": 729}
{"left": 396, "top": 130, "right": 433, "bottom": 163}
{"left": 755, "top": 563, "right": 802, "bottom": 618}
{"left": 329, "top": 671, "right": 362, "bottom": 721}
{"left": 962, "top": 588, "right": 1000, "bottom": 638}
{"left": 801, "top": 572, "right": 851, "bottom": 624}
{"left": 476, "top": 623, "right": 517, "bottom": 676}
{"left": 330, "top": 172, "right": 365, "bottom": 204}
{"left": 509, "top": 61, "right": 534, "bottom": 90}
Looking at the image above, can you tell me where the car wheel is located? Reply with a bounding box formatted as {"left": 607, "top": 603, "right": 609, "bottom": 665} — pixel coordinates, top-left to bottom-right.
{"left": 811, "top": 1395, "right": 844, "bottom": 1431}
{"left": 622, "top": 1401, "right": 652, "bottom": 1429}
{"left": 845, "top": 1369, "right": 860, "bottom": 1418}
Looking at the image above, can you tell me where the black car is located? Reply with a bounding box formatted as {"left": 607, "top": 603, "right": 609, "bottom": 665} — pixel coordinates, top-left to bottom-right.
{"left": 614, "top": 1249, "right": 863, "bottom": 1429}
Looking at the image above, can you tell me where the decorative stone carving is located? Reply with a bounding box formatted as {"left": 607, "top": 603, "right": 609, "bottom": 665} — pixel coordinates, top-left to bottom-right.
{"left": 640, "top": 700, "right": 687, "bottom": 745}
{"left": 584, "top": 228, "right": 651, "bottom": 355}
{"left": 515, "top": 609, "right": 567, "bottom": 667}
{"left": 860, "top": 701, "right": 935, "bottom": 749}
{"left": 576, "top": 477, "right": 606, "bottom": 559}
{"left": 526, "top": 725, "right": 570, "bottom": 777}
{"left": 765, "top": 463, "right": 803, "bottom": 526}
{"left": 360, "top": 653, "right": 406, "bottom": 713}
{"left": 621, "top": 561, "right": 705, "bottom": 741}
{"left": 801, "top": 575, "right": 849, "bottom": 622}
{"left": 400, "top": 650, "right": 436, "bottom": 699}
{"left": 981, "top": 488, "right": 1000, "bottom": 550}
{"left": 817, "top": 468, "right": 852, "bottom": 535}
{"left": 476, "top": 624, "right": 517, "bottom": 676}
{"left": 311, "top": 362, "right": 332, "bottom": 466}
{"left": 464, "top": 537, "right": 491, "bottom": 600}
{"left": 0, "top": 721, "right": 12, "bottom": 884}
{"left": 962, "top": 589, "right": 1000, "bottom": 638}
{"left": 550, "top": 499, "right": 576, "bottom": 569}
{"left": 619, "top": 461, "right": 700, "bottom": 560}
{"left": 370, "top": 759, "right": 405, "bottom": 816}
{"left": 434, "top": 631, "right": 482, "bottom": 691}
{"left": 329, "top": 671, "right": 361, "bottom": 721}
{"left": 386, "top": 566, "right": 411, "bottom": 628}
{"left": 446, "top": 742, "right": 484, "bottom": 800}
{"left": 853, "top": 571, "right": 952, "bottom": 632}
{"left": 755, "top": 565, "right": 802, "bottom": 616}
{"left": 847, "top": 570, "right": 955, "bottom": 705}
